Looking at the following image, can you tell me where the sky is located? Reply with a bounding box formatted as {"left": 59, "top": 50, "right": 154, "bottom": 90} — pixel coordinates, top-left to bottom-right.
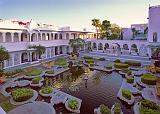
{"left": 0, "top": 0, "right": 160, "bottom": 29}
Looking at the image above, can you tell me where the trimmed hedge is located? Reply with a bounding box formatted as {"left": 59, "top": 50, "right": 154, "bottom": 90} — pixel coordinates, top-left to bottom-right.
{"left": 105, "top": 65, "right": 112, "bottom": 69}
{"left": 32, "top": 76, "right": 42, "bottom": 84}
{"left": 114, "top": 63, "right": 129, "bottom": 69}
{"left": 83, "top": 56, "right": 93, "bottom": 60}
{"left": 140, "top": 100, "right": 160, "bottom": 114}
{"left": 127, "top": 77, "right": 134, "bottom": 83}
{"left": 41, "top": 86, "right": 53, "bottom": 94}
{"left": 100, "top": 104, "right": 111, "bottom": 114}
{"left": 68, "top": 99, "right": 78, "bottom": 110}
{"left": 4, "top": 69, "right": 23, "bottom": 77}
{"left": 114, "top": 59, "right": 121, "bottom": 63}
{"left": 124, "top": 60, "right": 141, "bottom": 67}
{"left": 46, "top": 70, "right": 54, "bottom": 74}
{"left": 99, "top": 58, "right": 106, "bottom": 61}
{"left": 11, "top": 88, "right": 34, "bottom": 102}
{"left": 114, "top": 103, "right": 121, "bottom": 114}
{"left": 85, "top": 59, "right": 94, "bottom": 64}
{"left": 25, "top": 69, "right": 42, "bottom": 76}
{"left": 122, "top": 89, "right": 132, "bottom": 100}
{"left": 141, "top": 74, "right": 157, "bottom": 85}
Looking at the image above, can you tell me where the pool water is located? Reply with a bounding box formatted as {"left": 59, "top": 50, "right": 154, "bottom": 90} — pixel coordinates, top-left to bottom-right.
{"left": 45, "top": 70, "right": 140, "bottom": 114}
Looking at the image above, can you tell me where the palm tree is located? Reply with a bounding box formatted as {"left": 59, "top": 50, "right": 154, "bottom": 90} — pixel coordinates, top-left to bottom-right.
{"left": 92, "top": 19, "right": 101, "bottom": 39}
{"left": 101, "top": 20, "right": 111, "bottom": 39}
{"left": 69, "top": 38, "right": 85, "bottom": 54}
{"left": 28, "top": 45, "right": 46, "bottom": 59}
{"left": 0, "top": 46, "right": 10, "bottom": 76}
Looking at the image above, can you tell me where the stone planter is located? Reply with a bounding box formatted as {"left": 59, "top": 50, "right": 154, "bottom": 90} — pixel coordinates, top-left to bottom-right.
{"left": 39, "top": 90, "right": 53, "bottom": 97}
{"left": 111, "top": 104, "right": 123, "bottom": 114}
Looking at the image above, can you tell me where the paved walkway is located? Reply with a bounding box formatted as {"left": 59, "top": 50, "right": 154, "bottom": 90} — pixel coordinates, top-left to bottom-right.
{"left": 8, "top": 101, "right": 56, "bottom": 114}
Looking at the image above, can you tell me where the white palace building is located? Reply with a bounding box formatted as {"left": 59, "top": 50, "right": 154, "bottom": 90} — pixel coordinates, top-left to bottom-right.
{"left": 0, "top": 5, "right": 160, "bottom": 69}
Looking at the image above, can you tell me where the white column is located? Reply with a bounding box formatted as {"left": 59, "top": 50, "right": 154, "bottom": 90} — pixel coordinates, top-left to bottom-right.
{"left": 11, "top": 33, "right": 14, "bottom": 42}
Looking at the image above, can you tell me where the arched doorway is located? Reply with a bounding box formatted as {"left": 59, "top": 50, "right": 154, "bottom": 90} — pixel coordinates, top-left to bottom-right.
{"left": 55, "top": 34, "right": 58, "bottom": 40}
{"left": 21, "top": 33, "right": 28, "bottom": 42}
{"left": 21, "top": 52, "right": 28, "bottom": 63}
{"left": 59, "top": 46, "right": 63, "bottom": 54}
{"left": 5, "top": 32, "right": 12, "bottom": 42}
{"left": 131, "top": 44, "right": 138, "bottom": 53}
{"left": 104, "top": 43, "right": 109, "bottom": 50}
{"left": 55, "top": 47, "right": 58, "bottom": 55}
{"left": 31, "top": 52, "right": 37, "bottom": 62}
{"left": 92, "top": 43, "right": 97, "bottom": 50}
{"left": 98, "top": 43, "right": 103, "bottom": 50}
{"left": 42, "top": 33, "right": 46, "bottom": 40}
{"left": 59, "top": 33, "right": 62, "bottom": 39}
{"left": 13, "top": 32, "right": 19, "bottom": 42}
{"left": 31, "top": 33, "right": 37, "bottom": 42}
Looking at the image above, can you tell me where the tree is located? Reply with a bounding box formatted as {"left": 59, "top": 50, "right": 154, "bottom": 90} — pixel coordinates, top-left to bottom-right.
{"left": 69, "top": 38, "right": 85, "bottom": 54}
{"left": 92, "top": 19, "right": 101, "bottom": 39}
{"left": 101, "top": 20, "right": 111, "bottom": 39}
{"left": 0, "top": 46, "right": 10, "bottom": 75}
{"left": 28, "top": 45, "right": 46, "bottom": 59}
{"left": 152, "top": 47, "right": 160, "bottom": 59}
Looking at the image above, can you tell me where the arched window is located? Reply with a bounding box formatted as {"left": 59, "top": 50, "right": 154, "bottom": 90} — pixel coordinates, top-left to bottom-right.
{"left": 59, "top": 33, "right": 62, "bottom": 39}
{"left": 153, "top": 32, "right": 158, "bottom": 42}
{"left": 55, "top": 34, "right": 58, "bottom": 40}
{"left": 13, "top": 32, "right": 19, "bottom": 42}
{"left": 21, "top": 33, "right": 28, "bottom": 42}
{"left": 0, "top": 32, "right": 3, "bottom": 42}
{"left": 38, "top": 33, "right": 41, "bottom": 41}
{"left": 31, "top": 33, "right": 37, "bottom": 42}
{"left": 51, "top": 33, "right": 54, "bottom": 40}
{"left": 5, "top": 32, "right": 12, "bottom": 42}
{"left": 42, "top": 33, "right": 46, "bottom": 40}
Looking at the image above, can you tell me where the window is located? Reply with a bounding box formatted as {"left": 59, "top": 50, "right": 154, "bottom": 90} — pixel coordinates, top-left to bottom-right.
{"left": 153, "top": 32, "right": 158, "bottom": 42}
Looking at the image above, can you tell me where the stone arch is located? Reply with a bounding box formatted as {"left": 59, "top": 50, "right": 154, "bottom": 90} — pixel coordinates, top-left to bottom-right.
{"left": 5, "top": 32, "right": 12, "bottom": 42}
{"left": 55, "top": 46, "right": 58, "bottom": 55}
{"left": 59, "top": 46, "right": 63, "bottom": 54}
{"left": 31, "top": 52, "right": 37, "bottom": 61}
{"left": 104, "top": 43, "right": 109, "bottom": 50}
{"left": 13, "top": 32, "right": 19, "bottom": 42}
{"left": 31, "top": 33, "right": 37, "bottom": 42}
{"left": 21, "top": 33, "right": 28, "bottom": 42}
{"left": 42, "top": 33, "right": 46, "bottom": 40}
{"left": 55, "top": 33, "right": 58, "bottom": 40}
{"left": 38, "top": 33, "right": 41, "bottom": 41}
{"left": 131, "top": 44, "right": 138, "bottom": 52}
{"left": 51, "top": 33, "right": 54, "bottom": 40}
{"left": 98, "top": 43, "right": 103, "bottom": 50}
{"left": 0, "top": 32, "right": 3, "bottom": 42}
{"left": 92, "top": 42, "right": 97, "bottom": 50}
{"left": 59, "top": 33, "right": 62, "bottom": 39}
{"left": 21, "top": 52, "right": 28, "bottom": 63}
{"left": 123, "top": 44, "right": 129, "bottom": 50}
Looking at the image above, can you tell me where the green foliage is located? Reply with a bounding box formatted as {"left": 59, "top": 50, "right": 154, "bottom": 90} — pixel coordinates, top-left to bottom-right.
{"left": 83, "top": 56, "right": 93, "bottom": 60}
{"left": 4, "top": 69, "right": 23, "bottom": 77}
{"left": 114, "top": 63, "right": 128, "bottom": 69}
{"left": 1, "top": 100, "right": 15, "bottom": 112}
{"left": 25, "top": 69, "right": 43, "bottom": 76}
{"left": 68, "top": 99, "right": 79, "bottom": 110}
{"left": 141, "top": 74, "right": 157, "bottom": 85}
{"left": 114, "top": 103, "right": 121, "bottom": 114}
{"left": 11, "top": 88, "right": 34, "bottom": 102}
{"left": 124, "top": 60, "right": 141, "bottom": 67}
{"left": 140, "top": 100, "right": 160, "bottom": 114}
{"left": 92, "top": 19, "right": 101, "bottom": 38}
{"left": 41, "top": 86, "right": 53, "bottom": 94}
{"left": 55, "top": 57, "right": 68, "bottom": 68}
{"left": 122, "top": 89, "right": 132, "bottom": 100}
{"left": 46, "top": 70, "right": 54, "bottom": 74}
{"left": 114, "top": 59, "right": 121, "bottom": 63}
{"left": 100, "top": 104, "right": 111, "bottom": 114}
{"left": 0, "top": 47, "right": 10, "bottom": 72}
{"left": 105, "top": 66, "right": 112, "bottom": 69}
{"left": 127, "top": 77, "right": 134, "bottom": 83}
{"left": 32, "top": 76, "right": 42, "bottom": 84}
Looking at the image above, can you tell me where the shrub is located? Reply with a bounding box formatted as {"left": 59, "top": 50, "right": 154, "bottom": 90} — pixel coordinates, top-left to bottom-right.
{"left": 11, "top": 88, "right": 34, "bottom": 102}
{"left": 46, "top": 70, "right": 54, "bottom": 74}
{"left": 100, "top": 104, "right": 111, "bottom": 114}
{"left": 83, "top": 56, "right": 93, "bottom": 60}
{"left": 25, "top": 69, "right": 42, "bottom": 76}
{"left": 141, "top": 74, "right": 157, "bottom": 85}
{"left": 32, "top": 76, "right": 42, "bottom": 84}
{"left": 140, "top": 100, "right": 160, "bottom": 114}
{"left": 41, "top": 86, "right": 53, "bottom": 94}
{"left": 85, "top": 59, "right": 94, "bottom": 64}
{"left": 124, "top": 60, "right": 141, "bottom": 67}
{"left": 105, "top": 66, "right": 112, "bottom": 69}
{"left": 114, "top": 103, "right": 121, "bottom": 114}
{"left": 68, "top": 99, "right": 78, "bottom": 110}
{"left": 122, "top": 89, "right": 132, "bottom": 100}
{"left": 127, "top": 77, "right": 134, "bottom": 83}
{"left": 5, "top": 69, "right": 23, "bottom": 77}
{"left": 114, "top": 63, "right": 128, "bottom": 69}
{"left": 1, "top": 101, "right": 15, "bottom": 112}
{"left": 114, "top": 59, "right": 121, "bottom": 63}
{"left": 55, "top": 57, "right": 67, "bottom": 67}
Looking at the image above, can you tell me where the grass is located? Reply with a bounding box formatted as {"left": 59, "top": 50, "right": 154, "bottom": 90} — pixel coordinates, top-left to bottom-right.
{"left": 46, "top": 70, "right": 54, "bottom": 74}
{"left": 32, "top": 76, "right": 42, "bottom": 84}
{"left": 122, "top": 89, "right": 132, "bottom": 100}
{"left": 55, "top": 57, "right": 68, "bottom": 68}
{"left": 114, "top": 63, "right": 129, "bottom": 69}
{"left": 41, "top": 86, "right": 53, "bottom": 94}
{"left": 105, "top": 65, "right": 112, "bottom": 69}
{"left": 25, "top": 69, "right": 43, "bottom": 76}
{"left": 141, "top": 74, "right": 157, "bottom": 85}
